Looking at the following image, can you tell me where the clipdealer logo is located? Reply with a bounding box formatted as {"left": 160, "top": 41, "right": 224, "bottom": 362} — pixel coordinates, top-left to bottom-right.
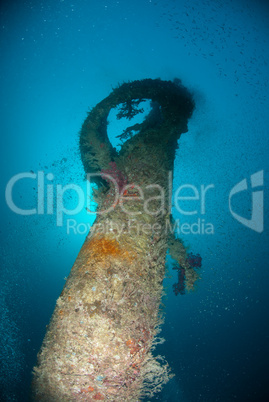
{"left": 4, "top": 170, "right": 264, "bottom": 233}
{"left": 229, "top": 170, "right": 264, "bottom": 233}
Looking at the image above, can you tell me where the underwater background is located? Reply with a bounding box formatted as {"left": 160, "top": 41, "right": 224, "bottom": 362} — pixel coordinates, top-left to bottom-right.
{"left": 0, "top": 0, "right": 269, "bottom": 401}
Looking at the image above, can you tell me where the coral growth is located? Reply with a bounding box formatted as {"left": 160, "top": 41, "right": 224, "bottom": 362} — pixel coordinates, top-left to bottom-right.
{"left": 172, "top": 266, "right": 186, "bottom": 296}
{"left": 86, "top": 235, "right": 133, "bottom": 262}
{"left": 116, "top": 99, "right": 145, "bottom": 120}
{"left": 101, "top": 161, "right": 127, "bottom": 192}
{"left": 186, "top": 252, "right": 202, "bottom": 268}
{"left": 172, "top": 252, "right": 202, "bottom": 295}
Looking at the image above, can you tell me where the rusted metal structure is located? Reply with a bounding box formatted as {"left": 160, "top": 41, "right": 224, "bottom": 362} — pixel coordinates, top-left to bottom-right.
{"left": 32, "top": 79, "right": 197, "bottom": 401}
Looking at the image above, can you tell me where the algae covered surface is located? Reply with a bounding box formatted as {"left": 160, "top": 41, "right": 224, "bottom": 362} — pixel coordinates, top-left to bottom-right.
{"left": 32, "top": 79, "right": 198, "bottom": 401}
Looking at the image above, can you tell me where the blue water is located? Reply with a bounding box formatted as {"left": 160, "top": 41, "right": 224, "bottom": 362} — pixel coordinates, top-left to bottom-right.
{"left": 1, "top": 0, "right": 269, "bottom": 401}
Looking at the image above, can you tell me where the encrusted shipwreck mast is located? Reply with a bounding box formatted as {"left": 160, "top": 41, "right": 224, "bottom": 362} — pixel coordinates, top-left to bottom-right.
{"left": 32, "top": 79, "right": 196, "bottom": 401}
